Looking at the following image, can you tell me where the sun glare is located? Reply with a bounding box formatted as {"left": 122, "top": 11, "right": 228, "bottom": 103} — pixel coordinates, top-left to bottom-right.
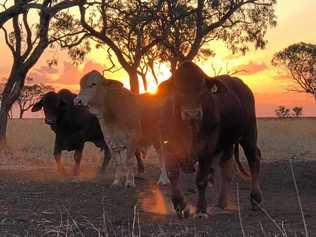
{"left": 147, "top": 82, "right": 158, "bottom": 94}
{"left": 141, "top": 64, "right": 171, "bottom": 94}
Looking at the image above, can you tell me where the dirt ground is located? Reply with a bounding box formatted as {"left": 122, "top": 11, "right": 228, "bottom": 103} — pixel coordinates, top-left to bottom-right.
{"left": 0, "top": 119, "right": 316, "bottom": 236}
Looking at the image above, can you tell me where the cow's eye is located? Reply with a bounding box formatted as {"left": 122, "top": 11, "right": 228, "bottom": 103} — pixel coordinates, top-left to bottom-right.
{"left": 89, "top": 83, "right": 96, "bottom": 88}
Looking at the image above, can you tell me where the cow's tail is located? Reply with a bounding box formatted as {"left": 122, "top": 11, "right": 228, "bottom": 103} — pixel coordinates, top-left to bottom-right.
{"left": 234, "top": 143, "right": 251, "bottom": 180}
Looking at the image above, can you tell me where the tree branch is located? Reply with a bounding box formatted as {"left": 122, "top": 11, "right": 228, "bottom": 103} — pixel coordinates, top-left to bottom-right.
{"left": 1, "top": 26, "right": 15, "bottom": 55}
{"left": 21, "top": 11, "right": 33, "bottom": 61}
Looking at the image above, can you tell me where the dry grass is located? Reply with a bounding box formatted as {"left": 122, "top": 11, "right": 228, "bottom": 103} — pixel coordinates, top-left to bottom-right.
{"left": 2, "top": 118, "right": 316, "bottom": 169}
{"left": 257, "top": 118, "right": 316, "bottom": 161}
{"left": 1, "top": 119, "right": 104, "bottom": 169}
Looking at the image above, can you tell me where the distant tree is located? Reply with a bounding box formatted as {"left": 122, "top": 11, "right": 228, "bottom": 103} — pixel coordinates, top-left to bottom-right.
{"left": 16, "top": 83, "right": 54, "bottom": 119}
{"left": 275, "top": 106, "right": 291, "bottom": 118}
{"left": 0, "top": 0, "right": 82, "bottom": 144}
{"left": 272, "top": 42, "right": 316, "bottom": 97}
{"left": 157, "top": 0, "right": 277, "bottom": 72}
{"left": 292, "top": 106, "right": 303, "bottom": 118}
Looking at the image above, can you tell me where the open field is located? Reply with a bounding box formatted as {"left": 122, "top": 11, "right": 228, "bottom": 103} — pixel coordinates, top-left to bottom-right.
{"left": 0, "top": 118, "right": 316, "bottom": 236}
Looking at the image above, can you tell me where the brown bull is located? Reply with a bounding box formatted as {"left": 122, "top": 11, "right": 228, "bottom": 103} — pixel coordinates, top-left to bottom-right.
{"left": 159, "top": 61, "right": 262, "bottom": 218}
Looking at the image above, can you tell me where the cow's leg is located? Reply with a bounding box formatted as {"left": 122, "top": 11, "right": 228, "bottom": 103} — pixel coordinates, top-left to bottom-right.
{"left": 217, "top": 147, "right": 234, "bottom": 209}
{"left": 241, "top": 141, "right": 262, "bottom": 209}
{"left": 54, "top": 152, "right": 66, "bottom": 175}
{"left": 154, "top": 144, "right": 170, "bottom": 185}
{"left": 125, "top": 146, "right": 136, "bottom": 188}
{"left": 195, "top": 158, "right": 212, "bottom": 218}
{"left": 135, "top": 149, "right": 145, "bottom": 174}
{"left": 111, "top": 151, "right": 123, "bottom": 187}
{"left": 166, "top": 160, "right": 189, "bottom": 218}
{"left": 53, "top": 141, "right": 65, "bottom": 175}
{"left": 99, "top": 144, "right": 111, "bottom": 174}
{"left": 73, "top": 146, "right": 84, "bottom": 176}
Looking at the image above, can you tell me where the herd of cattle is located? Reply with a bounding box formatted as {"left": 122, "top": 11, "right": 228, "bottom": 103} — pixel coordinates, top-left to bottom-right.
{"left": 31, "top": 61, "right": 262, "bottom": 218}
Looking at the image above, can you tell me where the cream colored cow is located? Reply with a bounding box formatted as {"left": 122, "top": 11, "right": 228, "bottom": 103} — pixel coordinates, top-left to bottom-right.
{"left": 74, "top": 70, "right": 169, "bottom": 187}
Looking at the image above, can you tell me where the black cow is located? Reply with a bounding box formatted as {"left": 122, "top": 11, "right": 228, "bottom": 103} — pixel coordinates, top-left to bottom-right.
{"left": 31, "top": 89, "right": 111, "bottom": 176}
{"left": 159, "top": 61, "right": 262, "bottom": 218}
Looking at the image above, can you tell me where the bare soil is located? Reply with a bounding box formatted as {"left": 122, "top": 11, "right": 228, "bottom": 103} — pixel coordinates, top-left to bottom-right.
{"left": 0, "top": 119, "right": 315, "bottom": 236}
{"left": 0, "top": 160, "right": 315, "bottom": 236}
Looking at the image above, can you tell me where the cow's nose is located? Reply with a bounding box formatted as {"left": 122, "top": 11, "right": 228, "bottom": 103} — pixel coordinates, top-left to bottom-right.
{"left": 74, "top": 97, "right": 82, "bottom": 106}
{"left": 45, "top": 118, "right": 56, "bottom": 125}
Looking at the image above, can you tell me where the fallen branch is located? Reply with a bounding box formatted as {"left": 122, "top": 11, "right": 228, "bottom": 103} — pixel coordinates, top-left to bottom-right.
{"left": 236, "top": 183, "right": 246, "bottom": 237}
{"left": 289, "top": 158, "right": 309, "bottom": 237}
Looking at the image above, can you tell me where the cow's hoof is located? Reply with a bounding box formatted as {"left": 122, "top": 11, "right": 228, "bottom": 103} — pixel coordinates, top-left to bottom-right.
{"left": 97, "top": 169, "right": 106, "bottom": 176}
{"left": 125, "top": 180, "right": 136, "bottom": 188}
{"left": 137, "top": 166, "right": 145, "bottom": 174}
{"left": 157, "top": 174, "right": 170, "bottom": 185}
{"left": 57, "top": 166, "right": 66, "bottom": 176}
{"left": 73, "top": 170, "right": 80, "bottom": 176}
{"left": 111, "top": 180, "right": 122, "bottom": 187}
{"left": 250, "top": 191, "right": 262, "bottom": 210}
{"left": 216, "top": 200, "right": 227, "bottom": 210}
{"left": 194, "top": 212, "right": 208, "bottom": 219}
{"left": 176, "top": 205, "right": 190, "bottom": 219}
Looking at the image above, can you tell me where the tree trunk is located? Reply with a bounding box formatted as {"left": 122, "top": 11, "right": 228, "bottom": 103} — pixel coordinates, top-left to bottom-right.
{"left": 0, "top": 71, "right": 25, "bottom": 144}
{"left": 128, "top": 70, "right": 140, "bottom": 94}
{"left": 19, "top": 109, "right": 24, "bottom": 119}
{"left": 0, "top": 108, "right": 9, "bottom": 144}
{"left": 170, "top": 59, "right": 178, "bottom": 74}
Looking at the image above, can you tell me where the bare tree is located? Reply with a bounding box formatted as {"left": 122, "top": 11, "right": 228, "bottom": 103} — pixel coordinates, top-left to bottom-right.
{"left": 272, "top": 42, "right": 316, "bottom": 96}
{"left": 157, "top": 0, "right": 277, "bottom": 72}
{"left": 16, "top": 83, "right": 54, "bottom": 119}
{"left": 0, "top": 0, "right": 82, "bottom": 144}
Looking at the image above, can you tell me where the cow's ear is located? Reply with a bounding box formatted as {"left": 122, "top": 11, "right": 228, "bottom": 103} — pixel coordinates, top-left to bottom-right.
{"left": 207, "top": 79, "right": 227, "bottom": 94}
{"left": 57, "top": 97, "right": 70, "bottom": 110}
{"left": 31, "top": 100, "right": 43, "bottom": 112}
{"left": 103, "top": 79, "right": 123, "bottom": 88}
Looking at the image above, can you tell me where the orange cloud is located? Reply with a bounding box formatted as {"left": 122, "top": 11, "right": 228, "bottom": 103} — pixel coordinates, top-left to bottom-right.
{"left": 28, "top": 60, "right": 106, "bottom": 91}
{"left": 235, "top": 62, "right": 268, "bottom": 76}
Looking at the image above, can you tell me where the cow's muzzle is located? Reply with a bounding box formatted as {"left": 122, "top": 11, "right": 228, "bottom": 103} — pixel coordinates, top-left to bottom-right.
{"left": 73, "top": 96, "right": 82, "bottom": 106}
{"left": 180, "top": 106, "right": 203, "bottom": 121}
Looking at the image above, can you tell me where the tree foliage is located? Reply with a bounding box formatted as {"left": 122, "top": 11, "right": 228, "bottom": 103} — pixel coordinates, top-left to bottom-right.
{"left": 53, "top": 0, "right": 167, "bottom": 93}
{"left": 275, "top": 105, "right": 303, "bottom": 118}
{"left": 272, "top": 42, "right": 316, "bottom": 95}
{"left": 54, "top": 0, "right": 277, "bottom": 91}
{"left": 275, "top": 106, "right": 291, "bottom": 118}
{"left": 292, "top": 106, "right": 303, "bottom": 118}
{"left": 157, "top": 0, "right": 277, "bottom": 71}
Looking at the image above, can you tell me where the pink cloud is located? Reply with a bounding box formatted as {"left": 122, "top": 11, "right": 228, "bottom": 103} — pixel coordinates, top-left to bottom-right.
{"left": 235, "top": 62, "right": 268, "bottom": 75}
{"left": 28, "top": 60, "right": 105, "bottom": 88}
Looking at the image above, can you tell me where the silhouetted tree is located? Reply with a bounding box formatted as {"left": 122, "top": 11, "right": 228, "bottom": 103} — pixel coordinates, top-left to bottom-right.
{"left": 0, "top": 0, "right": 42, "bottom": 27}
{"left": 0, "top": 82, "right": 13, "bottom": 119}
{"left": 272, "top": 42, "right": 316, "bottom": 96}
{"left": 275, "top": 106, "right": 291, "bottom": 118}
{"left": 16, "top": 83, "right": 54, "bottom": 119}
{"left": 74, "top": 0, "right": 166, "bottom": 93}
{"left": 157, "top": 0, "right": 277, "bottom": 72}
{"left": 292, "top": 106, "right": 303, "bottom": 118}
{"left": 0, "top": 0, "right": 82, "bottom": 144}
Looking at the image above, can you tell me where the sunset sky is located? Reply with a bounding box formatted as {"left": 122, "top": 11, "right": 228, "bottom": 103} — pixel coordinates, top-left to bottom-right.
{"left": 0, "top": 0, "right": 315, "bottom": 117}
